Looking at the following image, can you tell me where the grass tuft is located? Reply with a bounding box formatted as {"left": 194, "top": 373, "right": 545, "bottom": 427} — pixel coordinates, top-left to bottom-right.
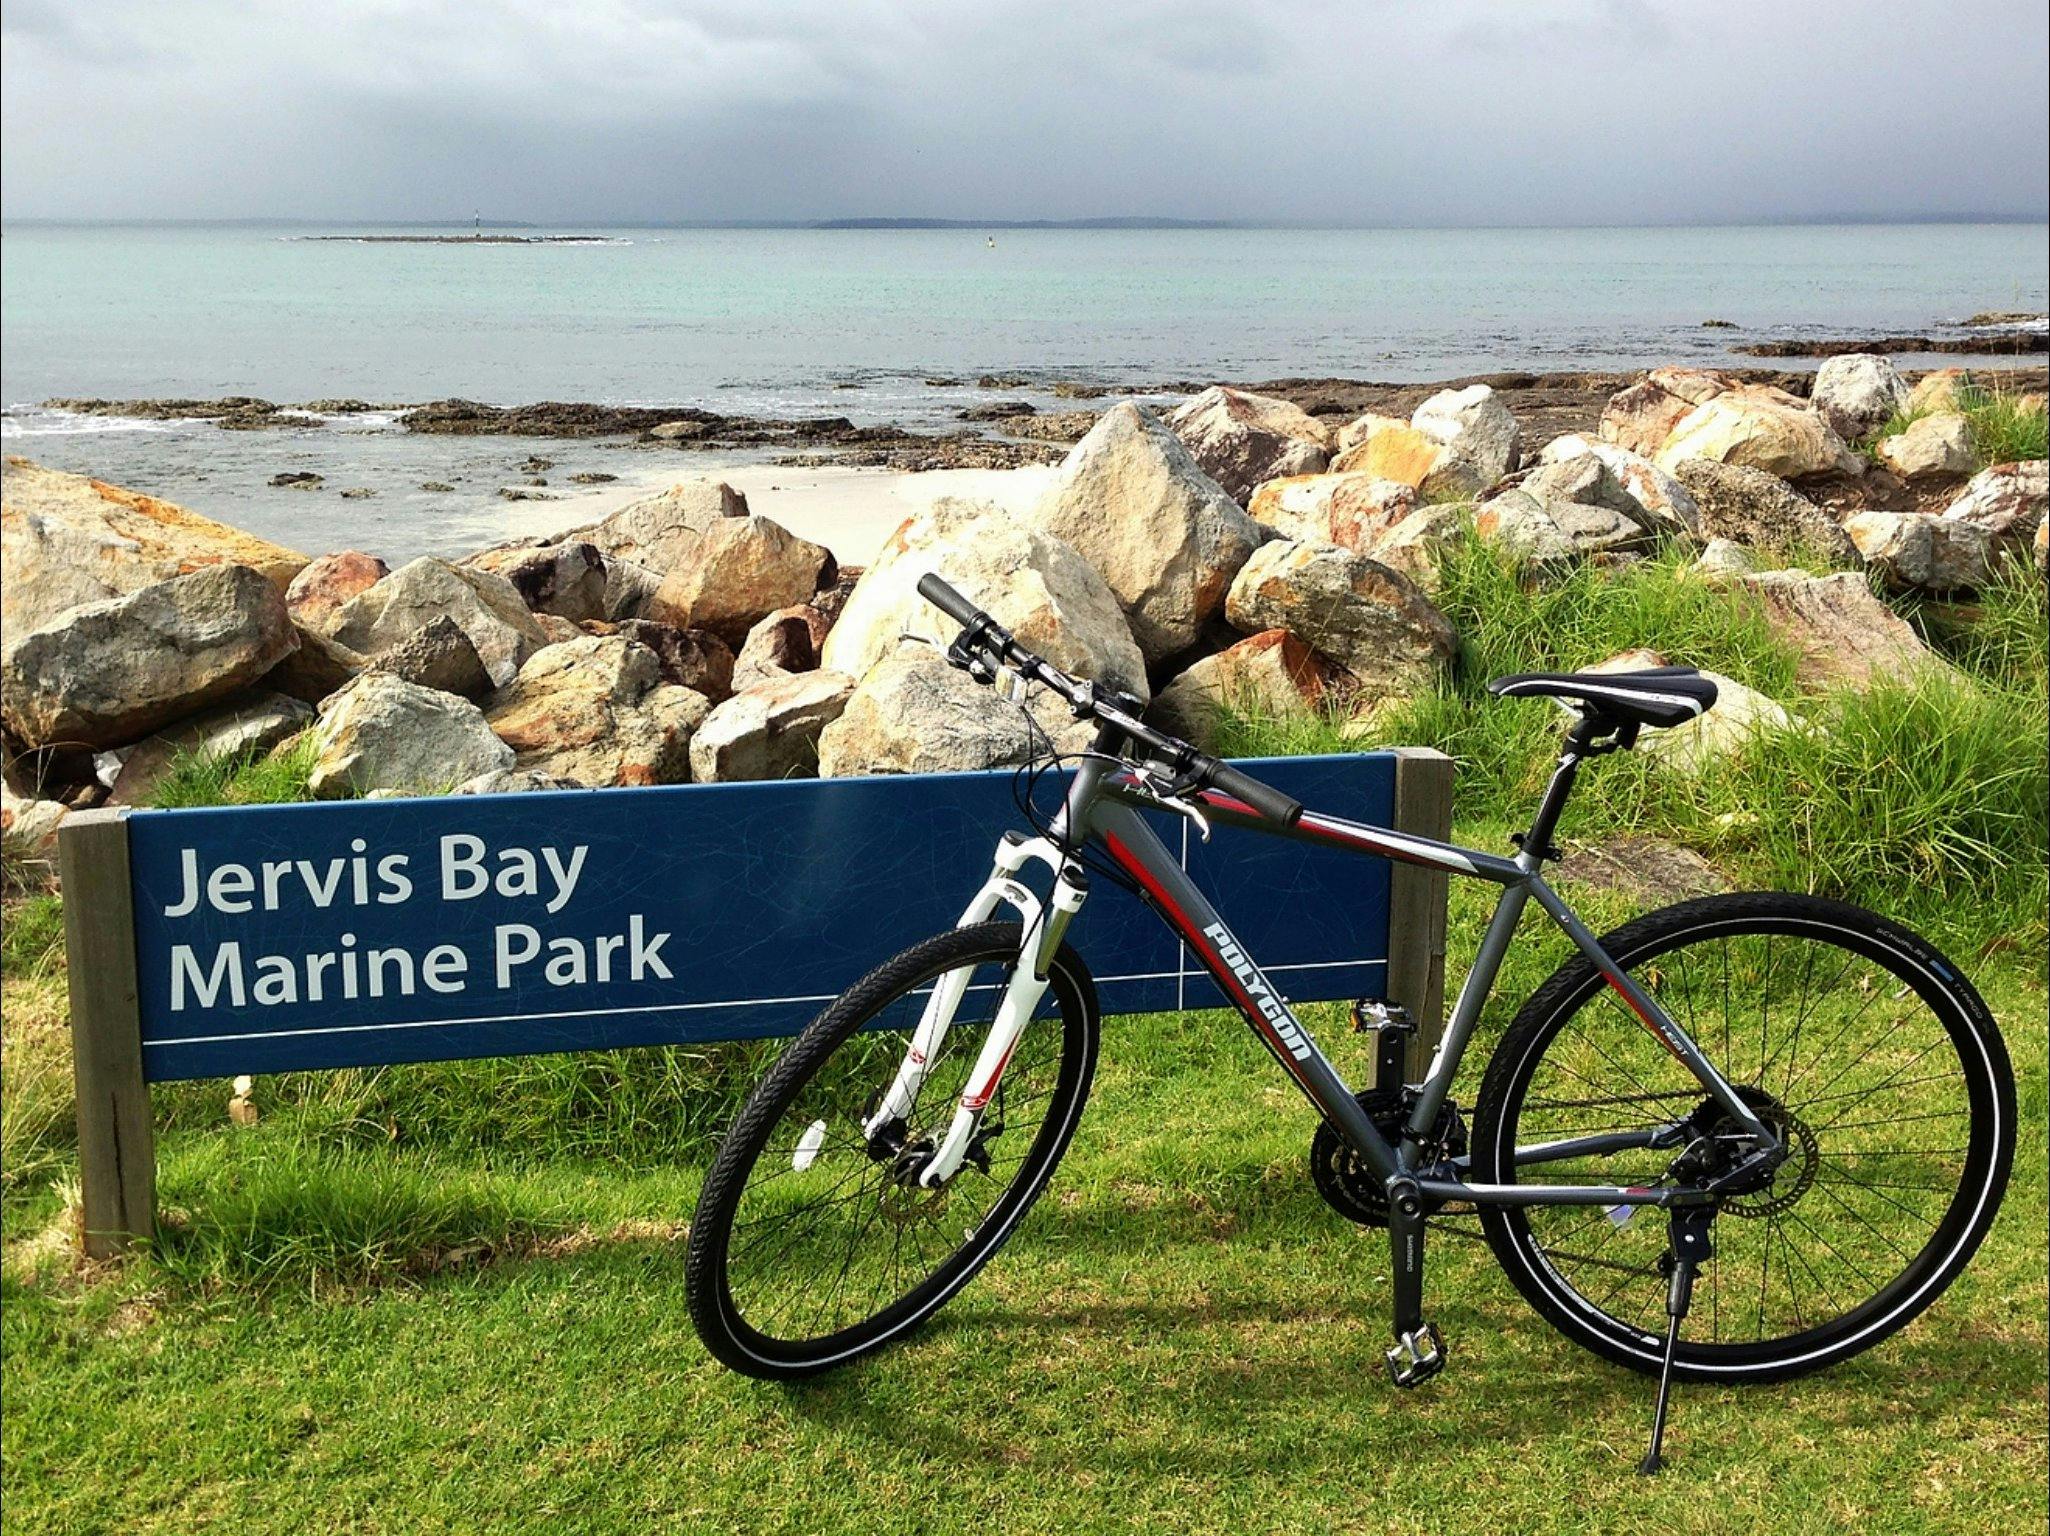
{"left": 1862, "top": 380, "right": 2048, "bottom": 470}
{"left": 145, "top": 733, "right": 322, "bottom": 810}
{"left": 1215, "top": 537, "right": 2045, "bottom": 955}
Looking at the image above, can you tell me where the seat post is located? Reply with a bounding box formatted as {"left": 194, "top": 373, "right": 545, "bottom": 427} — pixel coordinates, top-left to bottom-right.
{"left": 1517, "top": 717, "right": 1604, "bottom": 866}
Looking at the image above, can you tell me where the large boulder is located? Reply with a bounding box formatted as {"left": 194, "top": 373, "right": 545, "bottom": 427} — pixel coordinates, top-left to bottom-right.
{"left": 1537, "top": 435, "right": 1701, "bottom": 538}
{"left": 1411, "top": 384, "right": 1520, "bottom": 489}
{"left": 823, "top": 498, "right": 1148, "bottom": 699}
{"left": 570, "top": 478, "right": 749, "bottom": 569}
{"left": 1165, "top": 386, "right": 1331, "bottom": 506}
{"left": 1518, "top": 455, "right": 1650, "bottom": 522}
{"left": 1246, "top": 473, "right": 1416, "bottom": 551}
{"left": 731, "top": 604, "right": 832, "bottom": 690}
{"left": 1843, "top": 512, "right": 1995, "bottom": 593}
{"left": 1654, "top": 387, "right": 1858, "bottom": 479}
{"left": 483, "top": 636, "right": 710, "bottom": 786}
{"left": 1150, "top": 630, "right": 1340, "bottom": 751}
{"left": 1330, "top": 420, "right": 1461, "bottom": 492}
{"left": 474, "top": 478, "right": 751, "bottom": 619}
{"left": 1728, "top": 570, "right": 1952, "bottom": 688}
{"left": 1334, "top": 411, "right": 1404, "bottom": 457}
{"left": 108, "top": 692, "right": 313, "bottom": 805}
{"left": 1475, "top": 455, "right": 1660, "bottom": 561}
{"left": 308, "top": 672, "right": 513, "bottom": 798}
{"left": 266, "top": 625, "right": 365, "bottom": 705}
{"left": 1, "top": 565, "right": 298, "bottom": 750}
{"left": 1941, "top": 460, "right": 2048, "bottom": 547}
{"left": 467, "top": 540, "right": 608, "bottom": 622}
{"left": 687, "top": 670, "right": 855, "bottom": 782}
{"left": 1332, "top": 390, "right": 1517, "bottom": 501}
{"left": 1473, "top": 488, "right": 1648, "bottom": 562}
{"left": 1223, "top": 541, "right": 1455, "bottom": 701}
{"left": 643, "top": 516, "right": 835, "bottom": 644}
{"left": 1363, "top": 504, "right": 1468, "bottom": 591}
{"left": 0, "top": 456, "right": 309, "bottom": 635}
{"left": 1599, "top": 368, "right": 1732, "bottom": 457}
{"left": 1027, "top": 403, "right": 1262, "bottom": 664}
{"left": 285, "top": 550, "right": 388, "bottom": 632}
{"left": 1811, "top": 354, "right": 1910, "bottom": 440}
{"left": 614, "top": 620, "right": 736, "bottom": 702}
{"left": 1668, "top": 459, "right": 1857, "bottom": 563}
{"left": 1873, "top": 413, "right": 1974, "bottom": 483}
{"left": 366, "top": 614, "right": 494, "bottom": 700}
{"left": 328, "top": 556, "right": 549, "bottom": 688}
{"left": 1906, "top": 369, "right": 1973, "bottom": 416}
{"left": 818, "top": 645, "right": 1093, "bottom": 777}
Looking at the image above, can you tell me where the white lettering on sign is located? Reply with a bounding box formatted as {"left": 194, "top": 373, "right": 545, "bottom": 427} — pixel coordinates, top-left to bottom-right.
{"left": 494, "top": 916, "right": 672, "bottom": 988}
{"left": 163, "top": 839, "right": 417, "bottom": 918}
{"left": 156, "top": 831, "right": 663, "bottom": 1015}
{"left": 439, "top": 835, "right": 585, "bottom": 913}
{"left": 163, "top": 836, "right": 587, "bottom": 920}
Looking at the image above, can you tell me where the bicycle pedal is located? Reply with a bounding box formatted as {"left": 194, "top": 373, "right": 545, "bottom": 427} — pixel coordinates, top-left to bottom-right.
{"left": 1383, "top": 1322, "right": 1446, "bottom": 1388}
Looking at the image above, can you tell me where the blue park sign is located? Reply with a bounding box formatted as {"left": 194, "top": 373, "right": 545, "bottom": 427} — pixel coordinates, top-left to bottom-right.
{"left": 120, "top": 754, "right": 1407, "bottom": 1082}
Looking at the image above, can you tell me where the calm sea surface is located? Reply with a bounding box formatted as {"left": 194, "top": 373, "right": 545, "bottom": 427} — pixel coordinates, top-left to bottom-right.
{"left": 3, "top": 222, "right": 2044, "bottom": 557}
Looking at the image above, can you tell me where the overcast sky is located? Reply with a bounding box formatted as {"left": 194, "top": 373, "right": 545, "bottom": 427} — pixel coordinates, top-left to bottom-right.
{"left": 3, "top": 0, "right": 2046, "bottom": 225}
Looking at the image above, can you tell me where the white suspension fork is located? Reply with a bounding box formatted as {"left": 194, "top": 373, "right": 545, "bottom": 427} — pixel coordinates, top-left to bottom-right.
{"left": 858, "top": 835, "right": 1088, "bottom": 1183}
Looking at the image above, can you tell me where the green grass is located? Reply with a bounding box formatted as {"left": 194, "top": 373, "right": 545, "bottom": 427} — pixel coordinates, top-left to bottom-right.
{"left": 144, "top": 733, "right": 322, "bottom": 810}
{"left": 4, "top": 865, "right": 2041, "bottom": 1534}
{"left": 3, "top": 547, "right": 2045, "bottom": 1533}
{"left": 1215, "top": 538, "right": 2048, "bottom": 955}
{"left": 1861, "top": 381, "right": 2048, "bottom": 470}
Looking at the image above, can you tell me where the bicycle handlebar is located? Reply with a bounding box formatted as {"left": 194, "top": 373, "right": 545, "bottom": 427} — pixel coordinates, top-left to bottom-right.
{"left": 915, "top": 574, "right": 1304, "bottom": 827}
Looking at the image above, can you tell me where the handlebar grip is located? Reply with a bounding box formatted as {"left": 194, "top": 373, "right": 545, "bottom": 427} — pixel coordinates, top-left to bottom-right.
{"left": 917, "top": 573, "right": 986, "bottom": 629}
{"left": 1202, "top": 760, "right": 1305, "bottom": 827}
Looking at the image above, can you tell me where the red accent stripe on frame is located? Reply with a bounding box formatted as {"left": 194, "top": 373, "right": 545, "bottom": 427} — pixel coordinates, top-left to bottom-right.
{"left": 1605, "top": 976, "right": 1687, "bottom": 1061}
{"left": 1101, "top": 830, "right": 1316, "bottom": 1089}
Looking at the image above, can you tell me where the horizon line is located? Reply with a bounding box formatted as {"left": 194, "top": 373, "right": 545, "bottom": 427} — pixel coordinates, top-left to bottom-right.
{"left": 4, "top": 212, "right": 2048, "bottom": 232}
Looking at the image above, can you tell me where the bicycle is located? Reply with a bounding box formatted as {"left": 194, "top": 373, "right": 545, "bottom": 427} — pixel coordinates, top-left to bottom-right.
{"left": 685, "top": 574, "right": 2016, "bottom": 1471}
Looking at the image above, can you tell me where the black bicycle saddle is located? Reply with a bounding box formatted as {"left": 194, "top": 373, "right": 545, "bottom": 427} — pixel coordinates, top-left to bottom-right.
{"left": 1485, "top": 667, "right": 1718, "bottom": 730}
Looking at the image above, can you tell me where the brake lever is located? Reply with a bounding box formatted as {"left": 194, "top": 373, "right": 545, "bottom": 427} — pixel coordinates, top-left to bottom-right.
{"left": 944, "top": 630, "right": 999, "bottom": 683}
{"left": 1129, "top": 763, "right": 1213, "bottom": 842}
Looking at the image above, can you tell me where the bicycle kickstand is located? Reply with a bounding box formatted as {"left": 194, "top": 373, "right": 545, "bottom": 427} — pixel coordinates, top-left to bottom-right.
{"left": 1383, "top": 1176, "right": 1445, "bottom": 1387}
{"left": 1639, "top": 1204, "right": 1716, "bottom": 1475}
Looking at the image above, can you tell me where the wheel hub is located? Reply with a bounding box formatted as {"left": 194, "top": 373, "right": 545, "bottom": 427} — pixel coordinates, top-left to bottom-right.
{"left": 1675, "top": 1086, "right": 1820, "bottom": 1218}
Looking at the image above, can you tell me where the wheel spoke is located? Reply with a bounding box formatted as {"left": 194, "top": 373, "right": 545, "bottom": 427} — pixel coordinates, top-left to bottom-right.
{"left": 706, "top": 932, "right": 1088, "bottom": 1355}
{"left": 1492, "top": 910, "right": 1996, "bottom": 1362}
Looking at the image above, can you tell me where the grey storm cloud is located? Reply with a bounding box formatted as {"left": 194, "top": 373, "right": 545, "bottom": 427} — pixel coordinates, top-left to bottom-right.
{"left": 2, "top": 0, "right": 2045, "bottom": 223}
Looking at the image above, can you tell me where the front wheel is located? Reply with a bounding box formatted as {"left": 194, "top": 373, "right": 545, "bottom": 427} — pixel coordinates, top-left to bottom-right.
{"left": 686, "top": 921, "right": 1099, "bottom": 1378}
{"left": 1472, "top": 892, "right": 2014, "bottom": 1384}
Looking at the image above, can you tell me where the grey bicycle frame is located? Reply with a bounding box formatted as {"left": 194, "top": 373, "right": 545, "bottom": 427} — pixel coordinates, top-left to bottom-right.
{"left": 1055, "top": 749, "right": 1779, "bottom": 1211}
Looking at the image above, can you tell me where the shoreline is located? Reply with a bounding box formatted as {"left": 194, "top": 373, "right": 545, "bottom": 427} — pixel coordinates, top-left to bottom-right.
{"left": 8, "top": 359, "right": 2044, "bottom": 567}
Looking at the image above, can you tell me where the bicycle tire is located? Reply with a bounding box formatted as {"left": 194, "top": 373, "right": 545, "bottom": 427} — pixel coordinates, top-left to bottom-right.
{"left": 1472, "top": 892, "right": 2014, "bottom": 1384}
{"left": 686, "top": 921, "right": 1098, "bottom": 1378}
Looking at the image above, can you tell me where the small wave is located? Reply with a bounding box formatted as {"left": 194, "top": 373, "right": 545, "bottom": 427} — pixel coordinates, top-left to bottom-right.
{"left": 1, "top": 409, "right": 177, "bottom": 439}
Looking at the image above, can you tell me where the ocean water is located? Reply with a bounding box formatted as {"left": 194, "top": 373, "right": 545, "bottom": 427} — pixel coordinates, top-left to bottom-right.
{"left": 2, "top": 221, "right": 2044, "bottom": 557}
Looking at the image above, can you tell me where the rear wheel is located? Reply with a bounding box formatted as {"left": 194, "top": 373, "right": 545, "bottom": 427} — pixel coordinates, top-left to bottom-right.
{"left": 686, "top": 921, "right": 1098, "bottom": 1378}
{"left": 1473, "top": 893, "right": 2014, "bottom": 1383}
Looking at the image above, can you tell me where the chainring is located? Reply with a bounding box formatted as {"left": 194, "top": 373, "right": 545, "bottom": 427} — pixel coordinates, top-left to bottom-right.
{"left": 1310, "top": 1089, "right": 1468, "bottom": 1227}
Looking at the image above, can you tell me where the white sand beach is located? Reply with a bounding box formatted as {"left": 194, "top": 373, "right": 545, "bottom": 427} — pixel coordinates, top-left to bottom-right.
{"left": 497, "top": 460, "right": 1062, "bottom": 566}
